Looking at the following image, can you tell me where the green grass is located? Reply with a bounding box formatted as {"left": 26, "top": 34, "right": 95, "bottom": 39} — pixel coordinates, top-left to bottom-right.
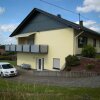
{"left": 0, "top": 78, "right": 100, "bottom": 100}
{"left": 96, "top": 54, "right": 100, "bottom": 59}
{"left": 0, "top": 60, "right": 17, "bottom": 66}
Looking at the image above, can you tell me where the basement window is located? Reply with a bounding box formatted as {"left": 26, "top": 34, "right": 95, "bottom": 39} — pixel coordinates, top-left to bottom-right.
{"left": 53, "top": 58, "right": 60, "bottom": 70}
{"left": 78, "top": 36, "right": 88, "bottom": 48}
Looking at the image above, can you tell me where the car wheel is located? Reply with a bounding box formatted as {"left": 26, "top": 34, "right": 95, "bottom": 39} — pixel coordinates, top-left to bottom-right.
{"left": 1, "top": 72, "right": 4, "bottom": 77}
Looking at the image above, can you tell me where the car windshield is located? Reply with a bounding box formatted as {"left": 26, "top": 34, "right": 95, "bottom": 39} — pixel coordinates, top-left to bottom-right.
{"left": 2, "top": 64, "right": 13, "bottom": 69}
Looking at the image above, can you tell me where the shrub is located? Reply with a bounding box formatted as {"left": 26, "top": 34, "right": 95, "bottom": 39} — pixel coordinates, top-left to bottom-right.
{"left": 82, "top": 45, "right": 96, "bottom": 58}
{"left": 65, "top": 55, "right": 80, "bottom": 67}
{"left": 85, "top": 64, "right": 95, "bottom": 70}
{"left": 0, "top": 55, "right": 12, "bottom": 60}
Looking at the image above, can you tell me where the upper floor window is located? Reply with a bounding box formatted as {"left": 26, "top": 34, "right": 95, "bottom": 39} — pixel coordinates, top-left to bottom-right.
{"left": 27, "top": 35, "right": 35, "bottom": 44}
{"left": 78, "top": 36, "right": 88, "bottom": 48}
{"left": 27, "top": 38, "right": 34, "bottom": 44}
{"left": 93, "top": 39, "right": 96, "bottom": 47}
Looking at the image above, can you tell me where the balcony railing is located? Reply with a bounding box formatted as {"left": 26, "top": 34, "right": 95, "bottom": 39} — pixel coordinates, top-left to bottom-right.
{"left": 5, "top": 45, "right": 48, "bottom": 54}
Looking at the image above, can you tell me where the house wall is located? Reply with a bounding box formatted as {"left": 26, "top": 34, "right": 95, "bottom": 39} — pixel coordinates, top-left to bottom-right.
{"left": 75, "top": 35, "right": 100, "bottom": 54}
{"left": 17, "top": 28, "right": 74, "bottom": 70}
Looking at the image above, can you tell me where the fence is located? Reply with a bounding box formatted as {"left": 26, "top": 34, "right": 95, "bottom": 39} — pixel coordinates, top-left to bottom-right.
{"left": 33, "top": 71, "right": 99, "bottom": 78}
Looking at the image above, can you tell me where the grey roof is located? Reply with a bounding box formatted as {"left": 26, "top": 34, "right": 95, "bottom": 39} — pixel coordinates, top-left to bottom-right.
{"left": 10, "top": 8, "right": 100, "bottom": 37}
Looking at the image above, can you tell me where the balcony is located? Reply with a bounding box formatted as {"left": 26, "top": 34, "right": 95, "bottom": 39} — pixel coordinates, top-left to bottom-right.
{"left": 5, "top": 45, "right": 48, "bottom": 54}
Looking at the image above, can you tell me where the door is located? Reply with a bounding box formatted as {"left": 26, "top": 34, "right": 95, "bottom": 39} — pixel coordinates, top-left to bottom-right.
{"left": 37, "top": 58, "right": 44, "bottom": 71}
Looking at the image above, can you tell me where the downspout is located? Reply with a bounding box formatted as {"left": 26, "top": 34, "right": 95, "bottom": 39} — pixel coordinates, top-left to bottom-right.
{"left": 73, "top": 31, "right": 84, "bottom": 55}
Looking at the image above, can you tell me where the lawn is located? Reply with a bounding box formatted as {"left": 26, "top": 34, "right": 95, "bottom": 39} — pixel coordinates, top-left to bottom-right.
{"left": 0, "top": 78, "right": 100, "bottom": 100}
{"left": 0, "top": 60, "right": 17, "bottom": 66}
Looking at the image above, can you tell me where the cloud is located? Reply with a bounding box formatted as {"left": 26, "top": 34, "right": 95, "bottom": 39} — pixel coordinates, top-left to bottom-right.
{"left": 76, "top": 0, "right": 100, "bottom": 13}
{"left": 0, "top": 7, "right": 5, "bottom": 15}
{"left": 0, "top": 24, "right": 17, "bottom": 33}
{"left": 76, "top": 20, "right": 100, "bottom": 32}
{"left": 0, "top": 23, "right": 18, "bottom": 44}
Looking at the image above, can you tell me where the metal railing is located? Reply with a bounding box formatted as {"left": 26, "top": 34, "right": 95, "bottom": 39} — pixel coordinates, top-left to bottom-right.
{"left": 5, "top": 44, "right": 48, "bottom": 54}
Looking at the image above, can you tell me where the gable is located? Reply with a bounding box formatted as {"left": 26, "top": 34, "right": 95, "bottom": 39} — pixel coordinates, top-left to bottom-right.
{"left": 17, "top": 13, "right": 67, "bottom": 34}
{"left": 10, "top": 8, "right": 100, "bottom": 37}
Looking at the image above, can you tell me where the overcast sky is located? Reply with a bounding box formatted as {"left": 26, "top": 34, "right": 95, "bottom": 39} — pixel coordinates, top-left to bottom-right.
{"left": 0, "top": 0, "right": 100, "bottom": 44}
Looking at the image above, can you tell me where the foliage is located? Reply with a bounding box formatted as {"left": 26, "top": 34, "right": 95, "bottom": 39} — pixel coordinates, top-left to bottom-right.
{"left": 82, "top": 45, "right": 96, "bottom": 58}
{"left": 0, "top": 55, "right": 12, "bottom": 60}
{"left": 65, "top": 66, "right": 71, "bottom": 71}
{"left": 2, "top": 52, "right": 16, "bottom": 56}
{"left": 65, "top": 55, "right": 80, "bottom": 67}
{"left": 85, "top": 64, "right": 95, "bottom": 70}
{"left": 0, "top": 60, "right": 17, "bottom": 66}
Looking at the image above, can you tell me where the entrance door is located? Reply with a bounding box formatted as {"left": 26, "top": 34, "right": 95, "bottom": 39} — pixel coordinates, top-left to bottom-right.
{"left": 37, "top": 58, "right": 44, "bottom": 71}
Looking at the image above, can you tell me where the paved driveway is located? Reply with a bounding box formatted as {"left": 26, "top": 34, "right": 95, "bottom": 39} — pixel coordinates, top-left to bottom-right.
{"left": 5, "top": 68, "right": 100, "bottom": 87}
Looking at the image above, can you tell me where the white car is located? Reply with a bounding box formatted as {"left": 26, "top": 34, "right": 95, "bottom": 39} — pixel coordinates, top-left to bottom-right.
{"left": 0, "top": 62, "right": 17, "bottom": 77}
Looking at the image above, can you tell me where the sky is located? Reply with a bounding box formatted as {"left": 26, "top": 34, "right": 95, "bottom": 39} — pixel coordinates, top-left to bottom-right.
{"left": 0, "top": 0, "right": 100, "bottom": 44}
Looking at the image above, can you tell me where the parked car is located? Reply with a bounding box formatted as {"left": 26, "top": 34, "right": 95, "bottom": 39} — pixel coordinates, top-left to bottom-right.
{"left": 20, "top": 64, "right": 31, "bottom": 70}
{"left": 0, "top": 62, "right": 17, "bottom": 77}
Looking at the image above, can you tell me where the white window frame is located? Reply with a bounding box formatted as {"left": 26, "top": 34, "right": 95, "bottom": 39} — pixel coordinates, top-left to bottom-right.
{"left": 53, "top": 58, "right": 60, "bottom": 70}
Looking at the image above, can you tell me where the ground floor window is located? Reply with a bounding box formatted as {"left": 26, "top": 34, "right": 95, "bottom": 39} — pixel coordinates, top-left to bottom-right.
{"left": 93, "top": 38, "right": 96, "bottom": 47}
{"left": 53, "top": 58, "right": 60, "bottom": 70}
{"left": 78, "top": 36, "right": 88, "bottom": 48}
{"left": 99, "top": 40, "right": 100, "bottom": 47}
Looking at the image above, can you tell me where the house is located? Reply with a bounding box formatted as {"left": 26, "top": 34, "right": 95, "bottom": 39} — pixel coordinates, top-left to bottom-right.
{"left": 5, "top": 8, "right": 100, "bottom": 71}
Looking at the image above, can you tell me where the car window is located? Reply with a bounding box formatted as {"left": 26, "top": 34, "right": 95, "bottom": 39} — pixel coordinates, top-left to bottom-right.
{"left": 0, "top": 65, "right": 2, "bottom": 69}
{"left": 2, "top": 64, "right": 13, "bottom": 69}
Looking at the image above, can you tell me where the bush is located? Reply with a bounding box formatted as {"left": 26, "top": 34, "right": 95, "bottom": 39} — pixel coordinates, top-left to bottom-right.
{"left": 85, "top": 64, "right": 95, "bottom": 70}
{"left": 0, "top": 55, "right": 12, "bottom": 60}
{"left": 82, "top": 45, "right": 96, "bottom": 58}
{"left": 65, "top": 55, "right": 80, "bottom": 67}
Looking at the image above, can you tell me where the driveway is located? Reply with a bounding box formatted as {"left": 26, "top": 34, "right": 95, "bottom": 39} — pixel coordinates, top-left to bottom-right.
{"left": 5, "top": 68, "right": 100, "bottom": 88}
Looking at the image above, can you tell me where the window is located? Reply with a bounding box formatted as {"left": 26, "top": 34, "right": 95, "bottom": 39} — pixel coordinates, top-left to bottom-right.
{"left": 0, "top": 65, "right": 2, "bottom": 69}
{"left": 53, "top": 58, "right": 60, "bottom": 70}
{"left": 93, "top": 39, "right": 96, "bottom": 47}
{"left": 99, "top": 40, "right": 100, "bottom": 47}
{"left": 78, "top": 36, "right": 88, "bottom": 48}
{"left": 27, "top": 34, "right": 35, "bottom": 44}
{"left": 2, "top": 64, "right": 13, "bottom": 69}
{"left": 27, "top": 38, "right": 34, "bottom": 44}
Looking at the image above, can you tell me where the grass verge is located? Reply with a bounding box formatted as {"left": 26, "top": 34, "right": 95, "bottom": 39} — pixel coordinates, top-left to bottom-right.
{"left": 0, "top": 60, "right": 17, "bottom": 66}
{"left": 0, "top": 78, "right": 100, "bottom": 100}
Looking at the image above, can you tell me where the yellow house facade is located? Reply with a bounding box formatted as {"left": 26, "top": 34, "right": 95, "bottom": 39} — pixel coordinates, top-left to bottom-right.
{"left": 5, "top": 8, "right": 100, "bottom": 71}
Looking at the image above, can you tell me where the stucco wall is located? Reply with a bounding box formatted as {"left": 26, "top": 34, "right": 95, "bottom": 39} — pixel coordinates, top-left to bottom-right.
{"left": 17, "top": 28, "right": 74, "bottom": 70}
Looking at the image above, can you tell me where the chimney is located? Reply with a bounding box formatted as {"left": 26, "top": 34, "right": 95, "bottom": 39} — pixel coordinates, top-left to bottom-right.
{"left": 79, "top": 20, "right": 83, "bottom": 27}
{"left": 57, "top": 14, "right": 61, "bottom": 18}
